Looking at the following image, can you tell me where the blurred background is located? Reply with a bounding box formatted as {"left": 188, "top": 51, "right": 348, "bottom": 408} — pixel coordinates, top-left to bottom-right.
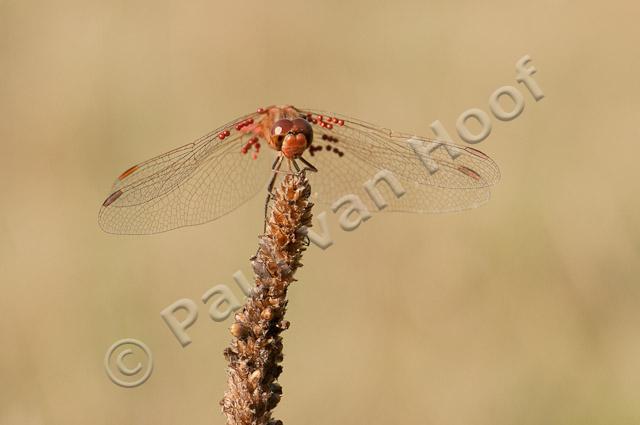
{"left": 1, "top": 0, "right": 639, "bottom": 424}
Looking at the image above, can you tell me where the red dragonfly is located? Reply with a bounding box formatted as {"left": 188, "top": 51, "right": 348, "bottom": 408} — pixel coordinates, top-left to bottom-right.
{"left": 99, "top": 105, "right": 500, "bottom": 234}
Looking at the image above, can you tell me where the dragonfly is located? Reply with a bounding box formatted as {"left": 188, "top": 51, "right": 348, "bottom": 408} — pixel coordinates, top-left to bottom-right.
{"left": 98, "top": 105, "right": 500, "bottom": 234}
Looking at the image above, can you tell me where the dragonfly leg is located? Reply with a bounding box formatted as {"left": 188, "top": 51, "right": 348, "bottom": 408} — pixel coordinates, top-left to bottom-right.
{"left": 267, "top": 155, "right": 283, "bottom": 192}
{"left": 298, "top": 155, "right": 318, "bottom": 173}
{"left": 263, "top": 155, "right": 283, "bottom": 231}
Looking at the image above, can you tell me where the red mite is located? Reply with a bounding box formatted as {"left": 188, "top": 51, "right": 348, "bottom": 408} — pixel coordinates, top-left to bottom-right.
{"left": 99, "top": 105, "right": 500, "bottom": 234}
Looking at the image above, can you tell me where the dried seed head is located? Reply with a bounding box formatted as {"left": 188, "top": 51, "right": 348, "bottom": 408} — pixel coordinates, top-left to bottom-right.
{"left": 221, "top": 172, "right": 313, "bottom": 425}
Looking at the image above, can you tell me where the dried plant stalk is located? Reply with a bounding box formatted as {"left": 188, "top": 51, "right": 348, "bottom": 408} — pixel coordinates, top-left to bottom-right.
{"left": 221, "top": 171, "right": 313, "bottom": 425}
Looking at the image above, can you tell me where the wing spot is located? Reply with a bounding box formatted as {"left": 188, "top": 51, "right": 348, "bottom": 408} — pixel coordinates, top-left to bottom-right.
{"left": 464, "top": 146, "right": 490, "bottom": 160}
{"left": 103, "top": 189, "right": 123, "bottom": 207}
{"left": 457, "top": 165, "right": 481, "bottom": 181}
{"left": 118, "top": 165, "right": 139, "bottom": 180}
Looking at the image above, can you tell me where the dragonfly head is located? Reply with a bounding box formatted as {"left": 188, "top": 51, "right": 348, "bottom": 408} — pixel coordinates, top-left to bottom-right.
{"left": 269, "top": 118, "right": 314, "bottom": 158}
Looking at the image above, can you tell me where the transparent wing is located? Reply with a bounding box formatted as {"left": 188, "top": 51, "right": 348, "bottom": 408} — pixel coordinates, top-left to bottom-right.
{"left": 98, "top": 111, "right": 274, "bottom": 234}
{"left": 294, "top": 107, "right": 500, "bottom": 213}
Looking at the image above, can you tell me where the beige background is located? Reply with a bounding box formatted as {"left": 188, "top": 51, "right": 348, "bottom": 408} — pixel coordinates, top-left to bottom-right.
{"left": 1, "top": 0, "right": 640, "bottom": 424}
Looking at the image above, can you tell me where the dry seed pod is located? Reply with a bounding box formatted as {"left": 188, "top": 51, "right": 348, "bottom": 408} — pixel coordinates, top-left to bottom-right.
{"left": 230, "top": 323, "right": 248, "bottom": 339}
{"left": 261, "top": 308, "right": 273, "bottom": 321}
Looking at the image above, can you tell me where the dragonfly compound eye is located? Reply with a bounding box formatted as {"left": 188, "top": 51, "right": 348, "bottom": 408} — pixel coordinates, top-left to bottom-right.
{"left": 270, "top": 119, "right": 293, "bottom": 150}
{"left": 291, "top": 118, "right": 313, "bottom": 145}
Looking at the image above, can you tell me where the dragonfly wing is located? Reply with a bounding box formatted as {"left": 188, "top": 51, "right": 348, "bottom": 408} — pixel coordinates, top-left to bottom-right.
{"left": 295, "top": 107, "right": 500, "bottom": 213}
{"left": 98, "top": 111, "right": 274, "bottom": 234}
